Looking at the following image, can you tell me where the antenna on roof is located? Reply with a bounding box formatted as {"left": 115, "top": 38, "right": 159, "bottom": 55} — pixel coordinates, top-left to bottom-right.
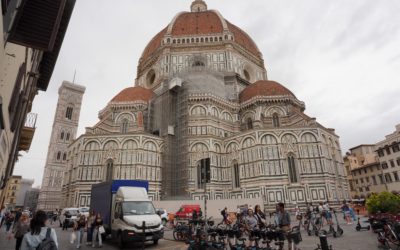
{"left": 72, "top": 69, "right": 76, "bottom": 84}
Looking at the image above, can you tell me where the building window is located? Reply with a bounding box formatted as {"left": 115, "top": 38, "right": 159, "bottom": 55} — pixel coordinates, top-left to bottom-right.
{"left": 385, "top": 147, "right": 391, "bottom": 155}
{"left": 363, "top": 168, "right": 367, "bottom": 173}
{"left": 246, "top": 118, "right": 253, "bottom": 130}
{"left": 385, "top": 173, "right": 392, "bottom": 183}
{"left": 390, "top": 160, "right": 395, "bottom": 168}
{"left": 393, "top": 142, "right": 400, "bottom": 152}
{"left": 393, "top": 172, "right": 399, "bottom": 182}
{"left": 360, "top": 178, "right": 364, "bottom": 184}
{"left": 272, "top": 113, "right": 280, "bottom": 128}
{"left": 60, "top": 131, "right": 64, "bottom": 140}
{"left": 233, "top": 162, "right": 240, "bottom": 188}
{"left": 365, "top": 186, "right": 370, "bottom": 191}
{"left": 378, "top": 174, "right": 384, "bottom": 184}
{"left": 192, "top": 61, "right": 205, "bottom": 67}
{"left": 366, "top": 177, "right": 370, "bottom": 183}
{"left": 62, "top": 153, "right": 66, "bottom": 161}
{"left": 66, "top": 107, "right": 73, "bottom": 120}
{"left": 66, "top": 132, "right": 70, "bottom": 141}
{"left": 355, "top": 179, "right": 358, "bottom": 184}
{"left": 106, "top": 160, "right": 113, "bottom": 182}
{"left": 197, "top": 158, "right": 210, "bottom": 189}
{"left": 397, "top": 158, "right": 400, "bottom": 166}
{"left": 359, "top": 187, "right": 363, "bottom": 192}
{"left": 121, "top": 119, "right": 128, "bottom": 133}
{"left": 56, "top": 151, "right": 61, "bottom": 160}
{"left": 372, "top": 175, "right": 377, "bottom": 185}
{"left": 377, "top": 149, "right": 384, "bottom": 157}
{"left": 382, "top": 162, "right": 388, "bottom": 169}
{"left": 287, "top": 155, "right": 298, "bottom": 183}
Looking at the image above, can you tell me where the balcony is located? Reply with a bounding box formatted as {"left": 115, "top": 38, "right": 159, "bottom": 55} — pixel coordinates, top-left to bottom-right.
{"left": 19, "top": 113, "right": 37, "bottom": 151}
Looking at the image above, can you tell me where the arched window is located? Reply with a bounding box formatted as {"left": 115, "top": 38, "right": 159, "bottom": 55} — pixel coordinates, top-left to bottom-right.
{"left": 63, "top": 153, "right": 67, "bottom": 161}
{"left": 106, "top": 160, "right": 113, "bottom": 182}
{"left": 288, "top": 155, "right": 298, "bottom": 183}
{"left": 121, "top": 119, "right": 128, "bottom": 133}
{"left": 60, "top": 131, "right": 64, "bottom": 140}
{"left": 273, "top": 113, "right": 280, "bottom": 128}
{"left": 192, "top": 61, "right": 205, "bottom": 67}
{"left": 56, "top": 151, "right": 61, "bottom": 160}
{"left": 66, "top": 132, "right": 70, "bottom": 141}
{"left": 233, "top": 162, "right": 240, "bottom": 188}
{"left": 243, "top": 70, "right": 250, "bottom": 81}
{"left": 66, "top": 107, "right": 73, "bottom": 120}
{"left": 247, "top": 118, "right": 253, "bottom": 129}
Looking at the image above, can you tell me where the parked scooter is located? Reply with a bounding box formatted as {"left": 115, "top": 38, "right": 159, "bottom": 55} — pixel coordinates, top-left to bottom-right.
{"left": 355, "top": 217, "right": 371, "bottom": 231}
{"left": 332, "top": 210, "right": 343, "bottom": 237}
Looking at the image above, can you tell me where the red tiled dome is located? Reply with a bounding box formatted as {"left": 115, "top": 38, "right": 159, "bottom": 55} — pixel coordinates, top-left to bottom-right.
{"left": 110, "top": 86, "right": 154, "bottom": 103}
{"left": 140, "top": 10, "right": 262, "bottom": 61}
{"left": 239, "top": 80, "right": 295, "bottom": 103}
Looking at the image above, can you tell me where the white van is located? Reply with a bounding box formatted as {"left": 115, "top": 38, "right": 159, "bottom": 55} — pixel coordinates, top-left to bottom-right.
{"left": 111, "top": 187, "right": 163, "bottom": 246}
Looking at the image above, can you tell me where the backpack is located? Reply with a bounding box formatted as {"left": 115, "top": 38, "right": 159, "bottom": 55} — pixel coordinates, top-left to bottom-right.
{"left": 36, "top": 228, "right": 57, "bottom": 250}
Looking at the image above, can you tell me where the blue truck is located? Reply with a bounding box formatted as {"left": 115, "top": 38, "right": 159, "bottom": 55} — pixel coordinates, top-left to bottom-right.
{"left": 90, "top": 180, "right": 163, "bottom": 247}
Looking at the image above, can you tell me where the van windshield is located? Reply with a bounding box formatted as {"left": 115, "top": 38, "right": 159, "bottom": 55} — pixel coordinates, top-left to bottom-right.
{"left": 122, "top": 201, "right": 155, "bottom": 215}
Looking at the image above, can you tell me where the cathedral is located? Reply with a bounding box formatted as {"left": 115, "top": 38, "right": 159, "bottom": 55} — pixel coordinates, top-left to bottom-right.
{"left": 62, "top": 0, "right": 350, "bottom": 210}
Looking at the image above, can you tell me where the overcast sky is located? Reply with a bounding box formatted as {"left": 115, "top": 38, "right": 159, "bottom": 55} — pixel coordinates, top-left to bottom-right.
{"left": 13, "top": 0, "right": 400, "bottom": 186}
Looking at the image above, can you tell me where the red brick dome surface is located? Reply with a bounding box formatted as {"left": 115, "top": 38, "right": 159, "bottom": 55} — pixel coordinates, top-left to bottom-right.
{"left": 141, "top": 11, "right": 262, "bottom": 61}
{"left": 111, "top": 86, "right": 154, "bottom": 103}
{"left": 239, "top": 80, "right": 295, "bottom": 103}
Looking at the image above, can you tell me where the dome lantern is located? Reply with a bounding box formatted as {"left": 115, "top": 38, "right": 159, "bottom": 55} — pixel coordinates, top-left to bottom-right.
{"left": 191, "top": 0, "right": 207, "bottom": 12}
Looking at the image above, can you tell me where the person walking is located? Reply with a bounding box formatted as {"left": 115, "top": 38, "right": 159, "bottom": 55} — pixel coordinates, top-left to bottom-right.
{"left": 92, "top": 213, "right": 103, "bottom": 248}
{"left": 274, "top": 203, "right": 291, "bottom": 250}
{"left": 13, "top": 212, "right": 30, "bottom": 250}
{"left": 5, "top": 212, "right": 15, "bottom": 232}
{"left": 20, "top": 210, "right": 58, "bottom": 250}
{"left": 74, "top": 215, "right": 86, "bottom": 249}
{"left": 254, "top": 205, "right": 266, "bottom": 228}
{"left": 219, "top": 207, "right": 228, "bottom": 225}
{"left": 0, "top": 206, "right": 6, "bottom": 228}
{"left": 86, "top": 210, "right": 96, "bottom": 246}
{"left": 341, "top": 202, "right": 352, "bottom": 224}
{"left": 62, "top": 211, "right": 72, "bottom": 231}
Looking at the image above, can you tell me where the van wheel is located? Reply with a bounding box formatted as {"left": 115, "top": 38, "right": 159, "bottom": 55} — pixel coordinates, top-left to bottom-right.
{"left": 118, "top": 233, "right": 125, "bottom": 249}
{"left": 153, "top": 239, "right": 159, "bottom": 245}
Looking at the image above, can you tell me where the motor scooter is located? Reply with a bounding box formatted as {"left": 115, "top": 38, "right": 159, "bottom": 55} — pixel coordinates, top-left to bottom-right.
{"left": 332, "top": 210, "right": 343, "bottom": 237}
{"left": 355, "top": 217, "right": 370, "bottom": 231}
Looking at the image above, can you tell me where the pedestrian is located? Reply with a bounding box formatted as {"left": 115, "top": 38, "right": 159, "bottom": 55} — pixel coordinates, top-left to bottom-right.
{"left": 6, "top": 212, "right": 15, "bottom": 232}
{"left": 274, "top": 203, "right": 291, "bottom": 250}
{"left": 219, "top": 207, "right": 228, "bottom": 225}
{"left": 14, "top": 208, "right": 22, "bottom": 226}
{"left": 0, "top": 206, "right": 6, "bottom": 228}
{"left": 92, "top": 213, "right": 103, "bottom": 248}
{"left": 62, "top": 211, "right": 71, "bottom": 230}
{"left": 20, "top": 210, "right": 58, "bottom": 250}
{"left": 86, "top": 210, "right": 96, "bottom": 246}
{"left": 323, "top": 202, "right": 332, "bottom": 225}
{"left": 74, "top": 215, "right": 86, "bottom": 249}
{"left": 13, "top": 212, "right": 30, "bottom": 250}
{"left": 254, "top": 205, "right": 266, "bottom": 228}
{"left": 341, "top": 202, "right": 352, "bottom": 224}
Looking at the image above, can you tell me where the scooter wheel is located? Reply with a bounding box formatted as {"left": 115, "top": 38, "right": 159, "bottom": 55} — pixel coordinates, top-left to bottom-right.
{"left": 333, "top": 232, "right": 337, "bottom": 238}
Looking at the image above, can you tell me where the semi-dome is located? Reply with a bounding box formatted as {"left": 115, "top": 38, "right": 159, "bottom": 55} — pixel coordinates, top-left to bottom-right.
{"left": 239, "top": 80, "right": 295, "bottom": 103}
{"left": 110, "top": 86, "right": 154, "bottom": 103}
{"left": 140, "top": 0, "right": 262, "bottom": 63}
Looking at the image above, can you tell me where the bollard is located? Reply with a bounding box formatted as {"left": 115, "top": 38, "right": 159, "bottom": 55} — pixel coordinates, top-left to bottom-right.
{"left": 319, "top": 231, "right": 330, "bottom": 250}
{"left": 142, "top": 221, "right": 145, "bottom": 250}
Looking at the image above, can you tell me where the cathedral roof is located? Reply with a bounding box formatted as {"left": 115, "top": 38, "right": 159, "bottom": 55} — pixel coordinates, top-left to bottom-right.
{"left": 140, "top": 1, "right": 262, "bottom": 62}
{"left": 239, "top": 80, "right": 295, "bottom": 103}
{"left": 110, "top": 86, "right": 154, "bottom": 103}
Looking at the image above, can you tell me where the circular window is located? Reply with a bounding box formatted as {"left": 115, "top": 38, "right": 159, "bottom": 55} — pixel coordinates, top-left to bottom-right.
{"left": 146, "top": 69, "right": 156, "bottom": 86}
{"left": 243, "top": 69, "right": 250, "bottom": 81}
